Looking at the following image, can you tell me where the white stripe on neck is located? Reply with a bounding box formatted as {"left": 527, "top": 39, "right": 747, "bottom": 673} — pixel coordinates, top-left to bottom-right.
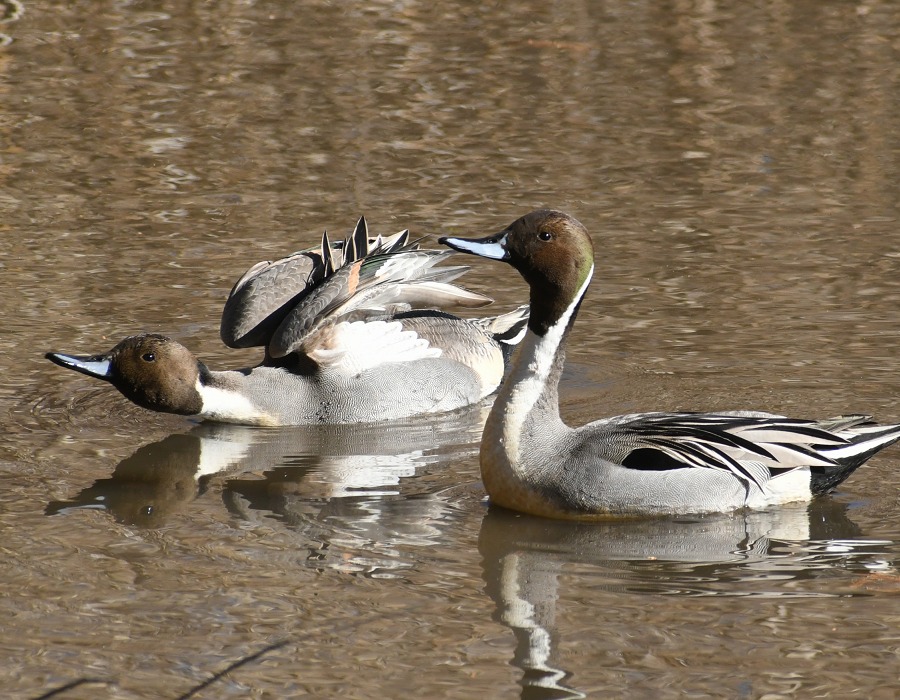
{"left": 496, "top": 265, "right": 594, "bottom": 460}
{"left": 196, "top": 378, "right": 274, "bottom": 426}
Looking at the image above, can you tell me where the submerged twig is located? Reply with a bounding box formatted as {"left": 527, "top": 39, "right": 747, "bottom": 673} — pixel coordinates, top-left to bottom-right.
{"left": 175, "top": 639, "right": 291, "bottom": 700}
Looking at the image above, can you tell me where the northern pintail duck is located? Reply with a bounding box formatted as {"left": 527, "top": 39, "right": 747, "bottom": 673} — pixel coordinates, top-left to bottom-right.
{"left": 47, "top": 218, "right": 528, "bottom": 426}
{"left": 440, "top": 210, "right": 900, "bottom": 518}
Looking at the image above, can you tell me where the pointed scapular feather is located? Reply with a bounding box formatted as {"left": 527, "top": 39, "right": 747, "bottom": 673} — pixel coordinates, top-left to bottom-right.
{"left": 470, "top": 305, "right": 530, "bottom": 336}
{"left": 644, "top": 438, "right": 770, "bottom": 489}
{"left": 814, "top": 414, "right": 873, "bottom": 432}
{"left": 378, "top": 229, "right": 410, "bottom": 252}
{"left": 321, "top": 230, "right": 338, "bottom": 276}
{"left": 752, "top": 442, "right": 836, "bottom": 468}
{"left": 367, "top": 230, "right": 411, "bottom": 257}
{"left": 415, "top": 265, "right": 472, "bottom": 284}
{"left": 654, "top": 425, "right": 777, "bottom": 460}
{"left": 350, "top": 216, "right": 369, "bottom": 263}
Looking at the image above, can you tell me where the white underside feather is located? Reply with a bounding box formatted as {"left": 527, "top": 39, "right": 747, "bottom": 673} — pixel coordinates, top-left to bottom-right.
{"left": 306, "top": 320, "right": 442, "bottom": 375}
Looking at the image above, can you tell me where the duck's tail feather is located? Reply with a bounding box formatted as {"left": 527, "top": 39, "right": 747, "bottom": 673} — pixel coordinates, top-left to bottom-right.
{"left": 810, "top": 416, "right": 900, "bottom": 494}
{"left": 470, "top": 305, "right": 530, "bottom": 364}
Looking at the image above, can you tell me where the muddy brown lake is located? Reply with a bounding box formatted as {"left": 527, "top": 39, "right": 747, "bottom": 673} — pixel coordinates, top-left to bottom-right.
{"left": 2, "top": 1, "right": 899, "bottom": 698}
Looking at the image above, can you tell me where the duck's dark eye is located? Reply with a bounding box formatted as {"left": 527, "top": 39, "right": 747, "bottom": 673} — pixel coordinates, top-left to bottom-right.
{"left": 141, "top": 352, "right": 156, "bottom": 362}
{"left": 538, "top": 230, "right": 552, "bottom": 241}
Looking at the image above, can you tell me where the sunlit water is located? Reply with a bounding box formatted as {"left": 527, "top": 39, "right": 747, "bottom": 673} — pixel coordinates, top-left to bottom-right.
{"left": 2, "top": 1, "right": 900, "bottom": 698}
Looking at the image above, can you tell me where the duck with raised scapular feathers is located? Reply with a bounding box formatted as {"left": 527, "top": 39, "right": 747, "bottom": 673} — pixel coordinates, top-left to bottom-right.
{"left": 439, "top": 209, "right": 900, "bottom": 518}
{"left": 47, "top": 217, "right": 528, "bottom": 426}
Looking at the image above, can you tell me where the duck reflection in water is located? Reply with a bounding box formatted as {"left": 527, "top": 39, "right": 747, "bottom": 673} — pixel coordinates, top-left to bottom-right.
{"left": 45, "top": 409, "right": 486, "bottom": 549}
{"left": 478, "top": 501, "right": 873, "bottom": 700}
{"left": 45, "top": 431, "right": 220, "bottom": 527}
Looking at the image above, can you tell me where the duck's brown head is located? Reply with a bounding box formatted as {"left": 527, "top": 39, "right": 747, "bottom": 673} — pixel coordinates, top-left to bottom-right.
{"left": 440, "top": 210, "right": 594, "bottom": 335}
{"left": 46, "top": 334, "right": 205, "bottom": 415}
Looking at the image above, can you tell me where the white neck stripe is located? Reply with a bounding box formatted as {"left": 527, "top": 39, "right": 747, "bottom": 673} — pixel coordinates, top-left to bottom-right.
{"left": 197, "top": 378, "right": 271, "bottom": 425}
{"left": 497, "top": 264, "right": 594, "bottom": 457}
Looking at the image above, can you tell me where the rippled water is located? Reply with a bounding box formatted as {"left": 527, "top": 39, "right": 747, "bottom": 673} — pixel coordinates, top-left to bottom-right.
{"left": 3, "top": 1, "right": 900, "bottom": 698}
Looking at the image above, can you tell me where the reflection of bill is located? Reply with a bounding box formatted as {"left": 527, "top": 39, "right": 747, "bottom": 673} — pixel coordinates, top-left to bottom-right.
{"left": 478, "top": 502, "right": 877, "bottom": 700}
{"left": 46, "top": 432, "right": 215, "bottom": 527}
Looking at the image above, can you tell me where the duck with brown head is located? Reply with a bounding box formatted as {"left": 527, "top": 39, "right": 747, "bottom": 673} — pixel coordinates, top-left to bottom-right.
{"left": 47, "top": 218, "right": 529, "bottom": 426}
{"left": 440, "top": 210, "right": 900, "bottom": 519}
{"left": 48, "top": 334, "right": 206, "bottom": 416}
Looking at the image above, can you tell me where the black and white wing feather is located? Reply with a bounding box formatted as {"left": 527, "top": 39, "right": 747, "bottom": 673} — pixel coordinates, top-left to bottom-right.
{"left": 589, "top": 412, "right": 899, "bottom": 493}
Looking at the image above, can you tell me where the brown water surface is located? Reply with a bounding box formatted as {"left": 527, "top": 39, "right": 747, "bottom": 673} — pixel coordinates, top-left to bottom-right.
{"left": 2, "top": 1, "right": 900, "bottom": 698}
